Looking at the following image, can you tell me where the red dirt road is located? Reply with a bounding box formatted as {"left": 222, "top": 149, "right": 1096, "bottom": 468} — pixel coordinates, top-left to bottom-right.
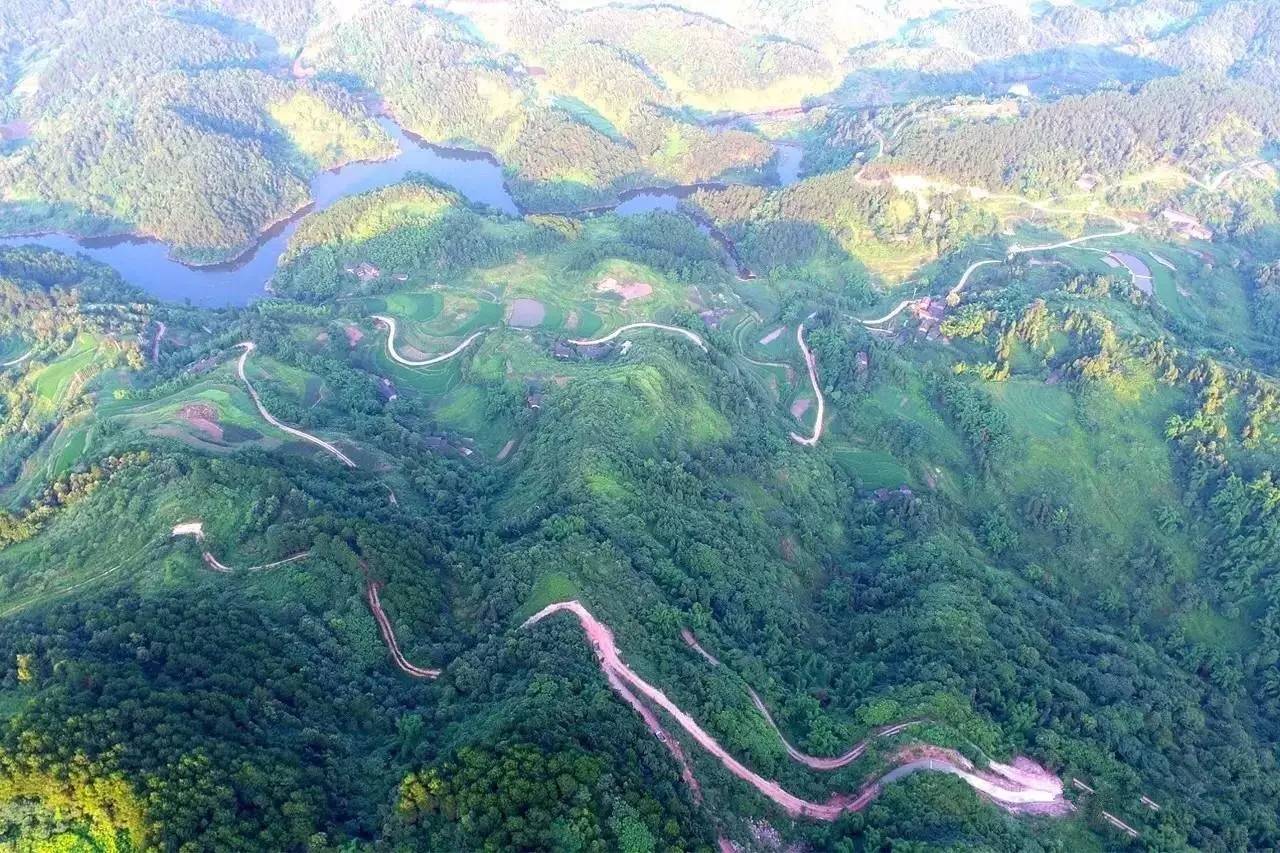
{"left": 526, "top": 601, "right": 1072, "bottom": 820}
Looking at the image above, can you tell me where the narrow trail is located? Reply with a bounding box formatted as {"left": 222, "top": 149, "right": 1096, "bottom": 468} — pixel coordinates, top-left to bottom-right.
{"left": 681, "top": 628, "right": 721, "bottom": 666}
{"left": 856, "top": 220, "right": 1139, "bottom": 327}
{"left": 365, "top": 582, "right": 441, "bottom": 678}
{"left": 1, "top": 349, "right": 32, "bottom": 367}
{"left": 682, "top": 628, "right": 917, "bottom": 771}
{"left": 151, "top": 321, "right": 166, "bottom": 362}
{"left": 372, "top": 314, "right": 486, "bottom": 367}
{"left": 236, "top": 342, "right": 357, "bottom": 467}
{"left": 0, "top": 561, "right": 126, "bottom": 619}
{"left": 789, "top": 324, "right": 824, "bottom": 447}
{"left": 525, "top": 601, "right": 1071, "bottom": 820}
{"left": 569, "top": 322, "right": 707, "bottom": 351}
{"left": 171, "top": 521, "right": 309, "bottom": 573}
{"left": 742, "top": 354, "right": 791, "bottom": 370}
{"left": 747, "top": 685, "right": 919, "bottom": 771}
{"left": 1189, "top": 159, "right": 1266, "bottom": 192}
{"left": 732, "top": 317, "right": 790, "bottom": 371}
{"left": 202, "top": 551, "right": 309, "bottom": 573}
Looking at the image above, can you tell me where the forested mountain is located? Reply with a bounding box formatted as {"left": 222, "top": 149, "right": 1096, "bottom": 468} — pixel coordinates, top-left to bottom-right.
{"left": 1, "top": 1, "right": 1279, "bottom": 851}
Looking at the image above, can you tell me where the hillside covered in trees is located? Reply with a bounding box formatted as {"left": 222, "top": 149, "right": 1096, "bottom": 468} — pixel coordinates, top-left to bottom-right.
{"left": 1, "top": 1, "right": 1280, "bottom": 851}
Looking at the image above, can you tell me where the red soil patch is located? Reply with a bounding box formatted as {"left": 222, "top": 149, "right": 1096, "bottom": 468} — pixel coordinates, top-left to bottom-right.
{"left": 344, "top": 325, "right": 364, "bottom": 347}
{"left": 179, "top": 403, "right": 223, "bottom": 441}
{"left": 596, "top": 277, "right": 653, "bottom": 302}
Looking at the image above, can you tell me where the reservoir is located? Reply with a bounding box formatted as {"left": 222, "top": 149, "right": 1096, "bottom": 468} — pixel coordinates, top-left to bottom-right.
{"left": 0, "top": 118, "right": 775, "bottom": 305}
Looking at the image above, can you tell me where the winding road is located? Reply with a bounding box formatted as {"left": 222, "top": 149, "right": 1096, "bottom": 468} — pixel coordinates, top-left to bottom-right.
{"left": 789, "top": 324, "right": 824, "bottom": 447}
{"left": 569, "top": 322, "right": 707, "bottom": 351}
{"left": 171, "top": 521, "right": 310, "bottom": 572}
{"left": 682, "top": 628, "right": 917, "bottom": 770}
{"left": 525, "top": 600, "right": 1071, "bottom": 820}
{"left": 1191, "top": 159, "right": 1266, "bottom": 192}
{"left": 372, "top": 314, "right": 486, "bottom": 367}
{"left": 859, "top": 299, "right": 919, "bottom": 326}
{"left": 747, "top": 685, "right": 919, "bottom": 770}
{"left": 236, "top": 342, "right": 357, "bottom": 467}
{"left": 365, "top": 582, "right": 441, "bottom": 678}
{"left": 2, "top": 349, "right": 32, "bottom": 367}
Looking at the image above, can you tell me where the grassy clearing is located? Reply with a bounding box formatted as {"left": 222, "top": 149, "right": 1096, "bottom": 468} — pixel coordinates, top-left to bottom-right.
{"left": 990, "top": 372, "right": 1193, "bottom": 588}
{"left": 30, "top": 332, "right": 101, "bottom": 405}
{"left": 247, "top": 354, "right": 318, "bottom": 402}
{"left": 832, "top": 447, "right": 911, "bottom": 490}
{"left": 385, "top": 290, "right": 443, "bottom": 322}
{"left": 518, "top": 572, "right": 581, "bottom": 623}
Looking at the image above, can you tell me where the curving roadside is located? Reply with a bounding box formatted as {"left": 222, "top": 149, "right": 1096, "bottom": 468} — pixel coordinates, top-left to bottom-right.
{"left": 681, "top": 628, "right": 917, "bottom": 771}
{"left": 525, "top": 600, "right": 1071, "bottom": 820}
{"left": 365, "top": 582, "right": 441, "bottom": 678}
{"left": 789, "top": 324, "right": 824, "bottom": 447}
{"left": 859, "top": 299, "right": 918, "bottom": 326}
{"left": 569, "top": 322, "right": 707, "bottom": 351}
{"left": 857, "top": 220, "right": 1140, "bottom": 326}
{"left": 236, "top": 342, "right": 357, "bottom": 467}
{"left": 171, "top": 521, "right": 309, "bottom": 572}
{"left": 371, "top": 314, "right": 486, "bottom": 367}
{"left": 747, "top": 685, "right": 919, "bottom": 771}
{"left": 1192, "top": 159, "right": 1266, "bottom": 193}
{"left": 945, "top": 258, "right": 1003, "bottom": 303}
{"left": 681, "top": 628, "right": 721, "bottom": 666}
{"left": 2, "top": 349, "right": 32, "bottom": 367}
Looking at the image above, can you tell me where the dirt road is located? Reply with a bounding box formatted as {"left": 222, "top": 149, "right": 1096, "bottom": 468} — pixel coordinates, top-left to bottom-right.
{"left": 366, "top": 582, "right": 441, "bottom": 678}
{"left": 569, "top": 322, "right": 707, "bottom": 351}
{"left": 746, "top": 686, "right": 918, "bottom": 770}
{"left": 525, "top": 601, "right": 1071, "bottom": 820}
{"left": 171, "top": 521, "right": 309, "bottom": 572}
{"left": 2, "top": 349, "right": 32, "bottom": 367}
{"left": 681, "top": 628, "right": 721, "bottom": 666}
{"left": 151, "top": 321, "right": 167, "bottom": 362}
{"left": 859, "top": 299, "right": 919, "bottom": 326}
{"left": 789, "top": 325, "right": 824, "bottom": 447}
{"left": 372, "top": 314, "right": 486, "bottom": 366}
{"left": 236, "top": 342, "right": 357, "bottom": 467}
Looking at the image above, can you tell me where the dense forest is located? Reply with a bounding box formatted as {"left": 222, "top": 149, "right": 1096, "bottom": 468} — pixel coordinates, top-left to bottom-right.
{"left": 1, "top": 0, "right": 1280, "bottom": 851}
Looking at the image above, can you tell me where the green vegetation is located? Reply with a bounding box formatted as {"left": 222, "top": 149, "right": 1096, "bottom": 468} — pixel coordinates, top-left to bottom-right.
{"left": 3, "top": 1, "right": 1280, "bottom": 851}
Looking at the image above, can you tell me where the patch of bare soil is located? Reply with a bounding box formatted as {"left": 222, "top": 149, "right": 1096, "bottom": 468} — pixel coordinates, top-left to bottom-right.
{"left": 344, "top": 325, "right": 365, "bottom": 347}
{"left": 179, "top": 403, "right": 223, "bottom": 441}
{"left": 596, "top": 277, "right": 653, "bottom": 302}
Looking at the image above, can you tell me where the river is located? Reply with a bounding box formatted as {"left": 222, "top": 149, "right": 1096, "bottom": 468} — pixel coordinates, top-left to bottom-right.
{"left": 0, "top": 120, "right": 798, "bottom": 306}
